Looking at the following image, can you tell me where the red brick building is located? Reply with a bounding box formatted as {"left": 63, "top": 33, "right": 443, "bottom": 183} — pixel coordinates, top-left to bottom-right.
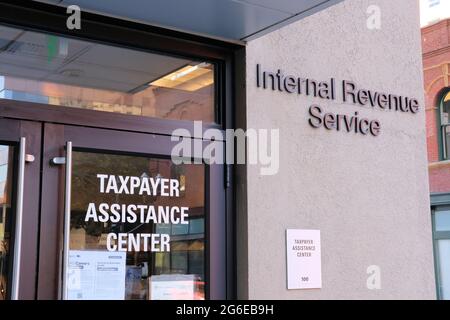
{"left": 423, "top": 18, "right": 450, "bottom": 193}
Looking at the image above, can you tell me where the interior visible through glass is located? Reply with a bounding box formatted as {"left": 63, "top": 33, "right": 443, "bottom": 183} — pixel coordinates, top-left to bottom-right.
{"left": 67, "top": 151, "right": 205, "bottom": 300}
{"left": 0, "top": 144, "right": 14, "bottom": 300}
{"left": 0, "top": 25, "right": 215, "bottom": 122}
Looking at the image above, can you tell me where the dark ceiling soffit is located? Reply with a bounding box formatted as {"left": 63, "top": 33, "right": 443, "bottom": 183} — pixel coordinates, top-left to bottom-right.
{"left": 241, "top": 0, "right": 344, "bottom": 41}
{"left": 0, "top": 0, "right": 244, "bottom": 56}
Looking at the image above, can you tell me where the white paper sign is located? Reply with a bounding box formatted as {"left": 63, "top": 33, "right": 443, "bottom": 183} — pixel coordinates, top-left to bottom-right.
{"left": 286, "top": 229, "right": 322, "bottom": 289}
{"left": 67, "top": 250, "right": 126, "bottom": 300}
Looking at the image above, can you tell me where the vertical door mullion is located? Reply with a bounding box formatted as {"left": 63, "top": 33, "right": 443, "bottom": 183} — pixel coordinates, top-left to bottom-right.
{"left": 37, "top": 123, "right": 65, "bottom": 299}
{"left": 207, "top": 148, "right": 227, "bottom": 299}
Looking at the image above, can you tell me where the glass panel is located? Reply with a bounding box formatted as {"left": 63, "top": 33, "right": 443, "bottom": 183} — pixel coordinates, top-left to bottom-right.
{"left": 172, "top": 223, "right": 189, "bottom": 235}
{"left": 66, "top": 151, "right": 205, "bottom": 300}
{"left": 0, "top": 144, "right": 14, "bottom": 300}
{"left": 435, "top": 210, "right": 450, "bottom": 231}
{"left": 444, "top": 126, "right": 450, "bottom": 158}
{"left": 437, "top": 239, "right": 450, "bottom": 299}
{"left": 0, "top": 25, "right": 215, "bottom": 123}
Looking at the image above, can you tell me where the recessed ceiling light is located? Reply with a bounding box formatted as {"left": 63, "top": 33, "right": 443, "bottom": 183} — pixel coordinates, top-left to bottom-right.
{"left": 150, "top": 63, "right": 213, "bottom": 92}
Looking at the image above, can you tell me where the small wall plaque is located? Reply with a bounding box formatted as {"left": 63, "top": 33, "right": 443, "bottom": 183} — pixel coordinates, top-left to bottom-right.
{"left": 286, "top": 229, "right": 322, "bottom": 289}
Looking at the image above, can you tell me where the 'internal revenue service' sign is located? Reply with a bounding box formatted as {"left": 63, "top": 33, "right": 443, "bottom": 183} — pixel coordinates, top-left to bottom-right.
{"left": 286, "top": 229, "right": 322, "bottom": 290}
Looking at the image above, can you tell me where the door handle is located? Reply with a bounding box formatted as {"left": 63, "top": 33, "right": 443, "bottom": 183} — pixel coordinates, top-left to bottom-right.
{"left": 11, "top": 137, "right": 26, "bottom": 300}
{"left": 25, "top": 154, "right": 35, "bottom": 163}
{"left": 61, "top": 141, "right": 72, "bottom": 300}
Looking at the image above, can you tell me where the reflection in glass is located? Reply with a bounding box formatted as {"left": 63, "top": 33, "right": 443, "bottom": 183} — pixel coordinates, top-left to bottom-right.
{"left": 0, "top": 145, "right": 14, "bottom": 300}
{"left": 68, "top": 151, "right": 205, "bottom": 300}
{"left": 436, "top": 210, "right": 450, "bottom": 232}
{"left": 0, "top": 25, "right": 215, "bottom": 123}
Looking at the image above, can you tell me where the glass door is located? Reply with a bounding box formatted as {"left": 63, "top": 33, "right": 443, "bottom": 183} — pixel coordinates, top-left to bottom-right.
{"left": 0, "top": 118, "right": 41, "bottom": 300}
{"left": 37, "top": 123, "right": 226, "bottom": 300}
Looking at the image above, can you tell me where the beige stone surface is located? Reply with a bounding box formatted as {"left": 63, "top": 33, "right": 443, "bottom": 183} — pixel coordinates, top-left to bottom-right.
{"left": 240, "top": 0, "right": 436, "bottom": 299}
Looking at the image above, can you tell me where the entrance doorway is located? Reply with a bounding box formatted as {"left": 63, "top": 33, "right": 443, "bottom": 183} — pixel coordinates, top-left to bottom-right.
{"left": 0, "top": 7, "right": 236, "bottom": 299}
{"left": 0, "top": 115, "right": 227, "bottom": 300}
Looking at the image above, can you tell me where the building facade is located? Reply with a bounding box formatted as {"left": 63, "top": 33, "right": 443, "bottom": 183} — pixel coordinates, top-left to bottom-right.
{"left": 0, "top": 0, "right": 438, "bottom": 300}
{"left": 423, "top": 17, "right": 450, "bottom": 300}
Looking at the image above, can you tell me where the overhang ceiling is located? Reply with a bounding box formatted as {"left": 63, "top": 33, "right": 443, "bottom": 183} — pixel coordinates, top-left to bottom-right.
{"left": 35, "top": 0, "right": 343, "bottom": 43}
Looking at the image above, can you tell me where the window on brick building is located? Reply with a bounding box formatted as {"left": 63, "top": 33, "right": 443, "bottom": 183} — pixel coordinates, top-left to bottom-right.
{"left": 432, "top": 205, "right": 450, "bottom": 299}
{"left": 439, "top": 90, "right": 450, "bottom": 160}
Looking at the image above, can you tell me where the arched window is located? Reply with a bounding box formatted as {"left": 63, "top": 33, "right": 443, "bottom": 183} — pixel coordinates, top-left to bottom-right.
{"left": 439, "top": 89, "right": 450, "bottom": 160}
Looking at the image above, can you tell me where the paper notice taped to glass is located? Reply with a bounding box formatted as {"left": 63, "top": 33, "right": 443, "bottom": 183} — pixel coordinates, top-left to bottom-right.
{"left": 67, "top": 250, "right": 126, "bottom": 300}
